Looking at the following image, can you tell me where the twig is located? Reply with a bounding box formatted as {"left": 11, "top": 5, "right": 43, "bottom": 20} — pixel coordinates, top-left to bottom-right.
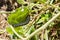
{"left": 25, "top": 12, "right": 60, "bottom": 40}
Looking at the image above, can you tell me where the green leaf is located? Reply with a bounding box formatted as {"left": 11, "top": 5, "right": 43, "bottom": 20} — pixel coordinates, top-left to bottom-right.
{"left": 17, "top": 0, "right": 24, "bottom": 4}
{"left": 6, "top": 26, "right": 25, "bottom": 38}
{"left": 14, "top": 26, "right": 25, "bottom": 36}
{"left": 12, "top": 26, "right": 25, "bottom": 38}
{"left": 6, "top": 27, "right": 13, "bottom": 34}
{"left": 38, "top": 0, "right": 47, "bottom": 3}
{"left": 37, "top": 12, "right": 52, "bottom": 24}
{"left": 28, "top": 0, "right": 46, "bottom": 3}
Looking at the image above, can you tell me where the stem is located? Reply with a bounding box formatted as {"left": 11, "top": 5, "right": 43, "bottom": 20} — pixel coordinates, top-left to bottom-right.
{"left": 9, "top": 25, "right": 24, "bottom": 40}
{"left": 45, "top": 30, "right": 48, "bottom": 40}
{"left": 0, "top": 11, "right": 11, "bottom": 14}
{"left": 0, "top": 10, "right": 15, "bottom": 14}
{"left": 46, "top": 0, "right": 50, "bottom": 4}
{"left": 50, "top": 0, "right": 54, "bottom": 4}
{"left": 25, "top": 12, "right": 60, "bottom": 40}
{"left": 41, "top": 30, "right": 44, "bottom": 40}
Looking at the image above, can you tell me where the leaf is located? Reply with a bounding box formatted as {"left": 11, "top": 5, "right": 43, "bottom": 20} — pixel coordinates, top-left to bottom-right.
{"left": 12, "top": 26, "right": 25, "bottom": 38}
{"left": 28, "top": 0, "right": 47, "bottom": 3}
{"left": 6, "top": 27, "right": 13, "bottom": 34}
{"left": 28, "top": 0, "right": 37, "bottom": 3}
{"left": 17, "top": 0, "right": 24, "bottom": 4}
{"left": 6, "top": 26, "right": 25, "bottom": 38}
{"left": 14, "top": 26, "right": 25, "bottom": 36}
{"left": 36, "top": 12, "right": 52, "bottom": 24}
{"left": 38, "top": 0, "right": 47, "bottom": 3}
{"left": 37, "top": 17, "right": 46, "bottom": 24}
